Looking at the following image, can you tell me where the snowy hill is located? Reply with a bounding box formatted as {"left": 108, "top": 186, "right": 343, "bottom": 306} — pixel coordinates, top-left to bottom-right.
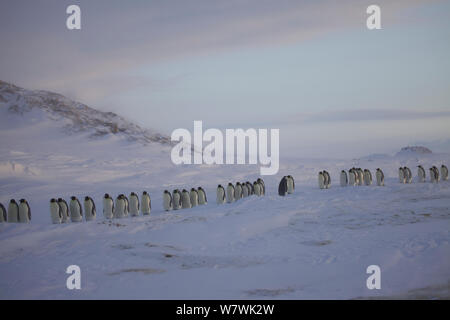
{"left": 396, "top": 146, "right": 433, "bottom": 156}
{"left": 0, "top": 82, "right": 449, "bottom": 300}
{"left": 0, "top": 80, "right": 171, "bottom": 145}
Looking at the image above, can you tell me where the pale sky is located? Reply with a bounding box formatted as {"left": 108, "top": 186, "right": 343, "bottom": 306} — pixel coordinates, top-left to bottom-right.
{"left": 1, "top": 0, "right": 450, "bottom": 158}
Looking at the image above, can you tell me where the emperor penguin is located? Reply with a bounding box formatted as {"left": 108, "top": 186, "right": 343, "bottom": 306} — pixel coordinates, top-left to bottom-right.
{"left": 279, "top": 176, "right": 288, "bottom": 195}
{"left": 323, "top": 171, "right": 331, "bottom": 188}
{"left": 190, "top": 188, "right": 199, "bottom": 207}
{"left": 433, "top": 166, "right": 440, "bottom": 182}
{"left": 115, "top": 195, "right": 126, "bottom": 218}
{"left": 441, "top": 165, "right": 448, "bottom": 181}
{"left": 403, "top": 167, "right": 412, "bottom": 184}
{"left": 242, "top": 183, "right": 249, "bottom": 197}
{"left": 18, "top": 199, "right": 31, "bottom": 223}
{"left": 141, "top": 191, "right": 151, "bottom": 215}
{"left": 58, "top": 198, "right": 70, "bottom": 223}
{"left": 257, "top": 178, "right": 266, "bottom": 195}
{"left": 318, "top": 172, "right": 325, "bottom": 190}
{"left": 376, "top": 168, "right": 385, "bottom": 186}
{"left": 287, "top": 175, "right": 295, "bottom": 194}
{"left": 399, "top": 167, "right": 406, "bottom": 184}
{"left": 357, "top": 168, "right": 364, "bottom": 186}
{"left": 7, "top": 199, "right": 19, "bottom": 223}
{"left": 84, "top": 196, "right": 96, "bottom": 221}
{"left": 0, "top": 203, "right": 6, "bottom": 222}
{"left": 216, "top": 185, "right": 226, "bottom": 204}
{"left": 246, "top": 181, "right": 254, "bottom": 195}
{"left": 181, "top": 189, "right": 191, "bottom": 209}
{"left": 234, "top": 182, "right": 243, "bottom": 200}
{"left": 417, "top": 166, "right": 426, "bottom": 183}
{"left": 69, "top": 196, "right": 83, "bottom": 222}
{"left": 198, "top": 187, "right": 207, "bottom": 205}
{"left": 103, "top": 194, "right": 114, "bottom": 219}
{"left": 363, "top": 169, "right": 372, "bottom": 186}
{"left": 129, "top": 192, "right": 140, "bottom": 217}
{"left": 50, "top": 198, "right": 62, "bottom": 224}
{"left": 340, "top": 170, "right": 348, "bottom": 187}
{"left": 226, "top": 183, "right": 235, "bottom": 203}
{"left": 253, "top": 181, "right": 262, "bottom": 196}
{"left": 172, "top": 189, "right": 181, "bottom": 210}
{"left": 348, "top": 169, "right": 356, "bottom": 186}
{"left": 163, "top": 190, "right": 173, "bottom": 211}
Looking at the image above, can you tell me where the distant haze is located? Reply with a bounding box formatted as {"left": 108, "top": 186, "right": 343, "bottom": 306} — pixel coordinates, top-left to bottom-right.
{"left": 1, "top": 0, "right": 450, "bottom": 158}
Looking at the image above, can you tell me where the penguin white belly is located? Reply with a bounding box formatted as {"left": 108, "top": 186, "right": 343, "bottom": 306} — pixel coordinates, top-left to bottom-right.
{"left": 172, "top": 193, "right": 181, "bottom": 210}
{"left": 234, "top": 186, "right": 242, "bottom": 200}
{"left": 399, "top": 169, "right": 405, "bottom": 183}
{"left": 376, "top": 171, "right": 383, "bottom": 186}
{"left": 115, "top": 199, "right": 125, "bottom": 218}
{"left": 18, "top": 202, "right": 30, "bottom": 223}
{"left": 418, "top": 168, "right": 425, "bottom": 183}
{"left": 181, "top": 192, "right": 191, "bottom": 209}
{"left": 340, "top": 172, "right": 347, "bottom": 187}
{"left": 59, "top": 201, "right": 69, "bottom": 222}
{"left": 226, "top": 187, "right": 235, "bottom": 203}
{"left": 318, "top": 174, "right": 325, "bottom": 189}
{"left": 216, "top": 189, "right": 225, "bottom": 204}
{"left": 84, "top": 200, "right": 96, "bottom": 221}
{"left": 254, "top": 183, "right": 262, "bottom": 196}
{"left": 0, "top": 204, "right": 6, "bottom": 223}
{"left": 198, "top": 190, "right": 207, "bottom": 205}
{"left": 190, "top": 191, "right": 198, "bottom": 207}
{"left": 442, "top": 166, "right": 449, "bottom": 181}
{"left": 242, "top": 186, "right": 249, "bottom": 197}
{"left": 129, "top": 196, "right": 140, "bottom": 216}
{"left": 7, "top": 203, "right": 19, "bottom": 223}
{"left": 163, "top": 193, "right": 173, "bottom": 211}
{"left": 103, "top": 198, "right": 114, "bottom": 219}
{"left": 141, "top": 194, "right": 151, "bottom": 214}
{"left": 287, "top": 179, "right": 294, "bottom": 194}
{"left": 70, "top": 202, "right": 83, "bottom": 222}
{"left": 50, "top": 202, "right": 62, "bottom": 224}
{"left": 364, "top": 172, "right": 372, "bottom": 186}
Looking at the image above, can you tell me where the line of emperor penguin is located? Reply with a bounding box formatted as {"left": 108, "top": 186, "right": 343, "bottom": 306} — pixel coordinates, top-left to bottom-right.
{"left": 363, "top": 169, "right": 372, "bottom": 186}
{"left": 198, "top": 187, "right": 207, "bottom": 205}
{"left": 190, "top": 188, "right": 199, "bottom": 207}
{"left": 115, "top": 195, "right": 126, "bottom": 218}
{"left": 103, "top": 194, "right": 114, "bottom": 219}
{"left": 287, "top": 175, "right": 295, "bottom": 194}
{"left": 163, "top": 190, "right": 173, "bottom": 211}
{"left": 340, "top": 170, "right": 348, "bottom": 187}
{"left": 58, "top": 198, "right": 70, "bottom": 222}
{"left": 141, "top": 191, "right": 151, "bottom": 215}
{"left": 216, "top": 185, "right": 226, "bottom": 204}
{"left": 18, "top": 199, "right": 31, "bottom": 223}
{"left": 181, "top": 189, "right": 191, "bottom": 208}
{"left": 129, "top": 192, "right": 140, "bottom": 217}
{"left": 7, "top": 199, "right": 19, "bottom": 223}
{"left": 403, "top": 167, "right": 412, "bottom": 184}
{"left": 50, "top": 198, "right": 62, "bottom": 224}
{"left": 417, "top": 165, "right": 426, "bottom": 183}
{"left": 279, "top": 176, "right": 288, "bottom": 195}
{"left": 376, "top": 168, "right": 385, "bottom": 186}
{"left": 172, "top": 189, "right": 181, "bottom": 210}
{"left": 226, "top": 183, "right": 235, "bottom": 203}
{"left": 69, "top": 196, "right": 83, "bottom": 222}
{"left": 234, "top": 182, "right": 243, "bottom": 200}
{"left": 84, "top": 196, "right": 96, "bottom": 221}
{"left": 441, "top": 165, "right": 448, "bottom": 181}
{"left": 0, "top": 203, "right": 6, "bottom": 223}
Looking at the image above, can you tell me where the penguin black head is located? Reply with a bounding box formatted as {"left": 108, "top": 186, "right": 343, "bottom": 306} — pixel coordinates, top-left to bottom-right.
{"left": 218, "top": 184, "right": 222, "bottom": 188}
{"left": 164, "top": 190, "right": 169, "bottom": 193}
{"left": 104, "top": 193, "right": 109, "bottom": 198}
{"left": 182, "top": 189, "right": 186, "bottom": 192}
{"left": 58, "top": 198, "right": 63, "bottom": 202}
{"left": 10, "top": 199, "right": 16, "bottom": 204}
{"left": 143, "top": 191, "right": 147, "bottom": 195}
{"left": 236, "top": 182, "right": 241, "bottom": 185}
{"left": 50, "top": 198, "right": 56, "bottom": 203}
{"left": 85, "top": 196, "right": 90, "bottom": 201}
{"left": 191, "top": 188, "right": 196, "bottom": 191}
{"left": 19, "top": 199, "right": 26, "bottom": 203}
{"left": 228, "top": 183, "right": 233, "bottom": 186}
{"left": 131, "top": 192, "right": 136, "bottom": 196}
{"left": 198, "top": 187, "right": 203, "bottom": 190}
{"left": 71, "top": 196, "right": 76, "bottom": 200}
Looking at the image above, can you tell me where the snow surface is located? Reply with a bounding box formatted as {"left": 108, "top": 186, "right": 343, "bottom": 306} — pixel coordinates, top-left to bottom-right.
{"left": 0, "top": 85, "right": 449, "bottom": 299}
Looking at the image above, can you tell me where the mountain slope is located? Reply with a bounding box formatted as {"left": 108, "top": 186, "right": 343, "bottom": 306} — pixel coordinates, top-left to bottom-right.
{"left": 0, "top": 80, "right": 171, "bottom": 145}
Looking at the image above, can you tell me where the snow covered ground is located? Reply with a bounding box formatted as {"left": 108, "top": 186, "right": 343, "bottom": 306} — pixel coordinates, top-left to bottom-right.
{"left": 0, "top": 83, "right": 449, "bottom": 299}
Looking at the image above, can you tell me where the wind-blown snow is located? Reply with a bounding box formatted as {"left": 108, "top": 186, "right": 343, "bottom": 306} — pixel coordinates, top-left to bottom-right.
{"left": 0, "top": 82, "right": 449, "bottom": 299}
